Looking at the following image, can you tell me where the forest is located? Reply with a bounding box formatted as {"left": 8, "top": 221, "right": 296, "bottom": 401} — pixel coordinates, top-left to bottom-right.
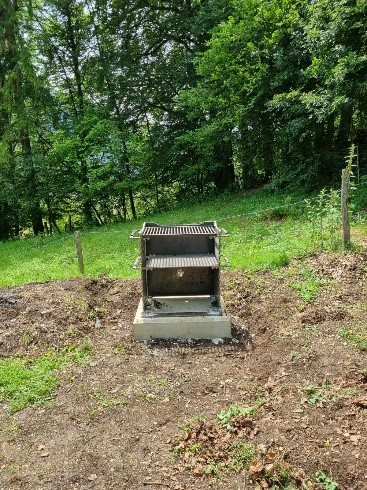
{"left": 0, "top": 0, "right": 366, "bottom": 239}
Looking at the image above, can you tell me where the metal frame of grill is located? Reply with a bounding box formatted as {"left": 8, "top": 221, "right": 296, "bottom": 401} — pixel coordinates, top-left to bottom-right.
{"left": 131, "top": 221, "right": 229, "bottom": 317}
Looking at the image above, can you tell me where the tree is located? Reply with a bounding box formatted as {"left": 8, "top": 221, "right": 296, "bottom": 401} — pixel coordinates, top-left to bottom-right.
{"left": 0, "top": 0, "right": 47, "bottom": 236}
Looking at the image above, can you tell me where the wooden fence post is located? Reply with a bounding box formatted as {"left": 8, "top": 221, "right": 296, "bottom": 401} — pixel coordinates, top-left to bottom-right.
{"left": 341, "top": 167, "right": 350, "bottom": 248}
{"left": 74, "top": 231, "right": 85, "bottom": 274}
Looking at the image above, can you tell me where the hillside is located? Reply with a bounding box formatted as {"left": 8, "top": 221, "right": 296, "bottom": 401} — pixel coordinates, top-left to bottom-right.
{"left": 0, "top": 191, "right": 319, "bottom": 287}
{"left": 1, "top": 250, "right": 367, "bottom": 489}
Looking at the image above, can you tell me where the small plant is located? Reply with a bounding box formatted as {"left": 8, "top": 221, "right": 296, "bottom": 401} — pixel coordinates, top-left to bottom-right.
{"left": 204, "top": 461, "right": 221, "bottom": 477}
{"left": 291, "top": 351, "right": 301, "bottom": 361}
{"left": 304, "top": 385, "right": 328, "bottom": 405}
{"left": 139, "top": 392, "right": 157, "bottom": 402}
{"left": 7, "top": 463, "right": 20, "bottom": 474}
{"left": 158, "top": 378, "right": 170, "bottom": 387}
{"left": 315, "top": 470, "right": 339, "bottom": 489}
{"left": 305, "top": 188, "right": 342, "bottom": 251}
{"left": 357, "top": 368, "right": 367, "bottom": 379}
{"left": 63, "top": 339, "right": 94, "bottom": 364}
{"left": 217, "top": 404, "right": 259, "bottom": 430}
{"left": 3, "top": 419, "right": 20, "bottom": 441}
{"left": 227, "top": 442, "right": 255, "bottom": 472}
{"left": 291, "top": 267, "right": 324, "bottom": 303}
{"left": 339, "top": 327, "right": 367, "bottom": 351}
{"left": 66, "top": 326, "right": 81, "bottom": 338}
{"left": 186, "top": 442, "right": 202, "bottom": 456}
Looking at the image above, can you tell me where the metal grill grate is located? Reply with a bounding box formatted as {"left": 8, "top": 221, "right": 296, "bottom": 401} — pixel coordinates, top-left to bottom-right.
{"left": 141, "top": 225, "right": 218, "bottom": 236}
{"left": 146, "top": 254, "right": 218, "bottom": 269}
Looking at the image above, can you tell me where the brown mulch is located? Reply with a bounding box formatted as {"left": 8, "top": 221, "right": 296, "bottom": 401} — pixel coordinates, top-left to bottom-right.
{"left": 0, "top": 252, "right": 367, "bottom": 489}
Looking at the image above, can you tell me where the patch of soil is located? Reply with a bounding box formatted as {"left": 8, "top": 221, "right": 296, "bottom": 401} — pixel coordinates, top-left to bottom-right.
{"left": 1, "top": 252, "right": 367, "bottom": 489}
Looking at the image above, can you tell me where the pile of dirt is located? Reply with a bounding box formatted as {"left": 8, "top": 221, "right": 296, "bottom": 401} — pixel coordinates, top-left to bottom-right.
{"left": 0, "top": 252, "right": 367, "bottom": 489}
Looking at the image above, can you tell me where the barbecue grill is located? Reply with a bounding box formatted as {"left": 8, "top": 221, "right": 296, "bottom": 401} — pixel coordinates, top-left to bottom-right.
{"left": 131, "top": 221, "right": 230, "bottom": 325}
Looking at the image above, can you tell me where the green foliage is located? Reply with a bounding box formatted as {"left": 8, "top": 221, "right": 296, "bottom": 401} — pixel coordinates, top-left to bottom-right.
{"left": 305, "top": 189, "right": 342, "bottom": 251}
{"left": 352, "top": 174, "right": 367, "bottom": 213}
{"left": 204, "top": 461, "right": 221, "bottom": 477}
{"left": 2, "top": 0, "right": 367, "bottom": 239}
{"left": 227, "top": 442, "right": 255, "bottom": 472}
{"left": 93, "top": 390, "right": 128, "bottom": 408}
{"left": 291, "top": 268, "right": 324, "bottom": 303}
{"left": 315, "top": 470, "right": 339, "bottom": 490}
{"left": 304, "top": 384, "right": 329, "bottom": 405}
{"left": 217, "top": 404, "right": 259, "bottom": 430}
{"left": 63, "top": 338, "right": 95, "bottom": 364}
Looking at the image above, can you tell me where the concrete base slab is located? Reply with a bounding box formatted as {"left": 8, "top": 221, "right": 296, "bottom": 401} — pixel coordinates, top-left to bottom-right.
{"left": 133, "top": 296, "right": 231, "bottom": 340}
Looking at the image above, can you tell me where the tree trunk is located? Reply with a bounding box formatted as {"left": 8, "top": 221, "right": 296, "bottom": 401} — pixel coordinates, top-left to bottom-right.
{"left": 91, "top": 203, "right": 104, "bottom": 226}
{"left": 20, "top": 131, "right": 44, "bottom": 235}
{"left": 122, "top": 193, "right": 127, "bottom": 221}
{"left": 128, "top": 187, "right": 137, "bottom": 219}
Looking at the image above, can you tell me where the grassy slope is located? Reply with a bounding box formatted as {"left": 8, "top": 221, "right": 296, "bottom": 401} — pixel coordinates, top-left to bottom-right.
{"left": 0, "top": 191, "right": 316, "bottom": 288}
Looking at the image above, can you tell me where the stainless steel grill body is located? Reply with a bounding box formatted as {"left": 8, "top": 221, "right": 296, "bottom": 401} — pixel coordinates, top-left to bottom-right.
{"left": 131, "top": 221, "right": 229, "bottom": 316}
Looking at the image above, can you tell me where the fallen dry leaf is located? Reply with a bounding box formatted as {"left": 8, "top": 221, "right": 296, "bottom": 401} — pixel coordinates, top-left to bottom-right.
{"left": 248, "top": 462, "right": 265, "bottom": 478}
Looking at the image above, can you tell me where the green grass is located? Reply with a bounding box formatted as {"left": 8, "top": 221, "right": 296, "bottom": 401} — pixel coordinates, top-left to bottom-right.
{"left": 0, "top": 190, "right": 330, "bottom": 287}
{"left": 339, "top": 327, "right": 367, "bottom": 351}
{"left": 0, "top": 341, "right": 93, "bottom": 412}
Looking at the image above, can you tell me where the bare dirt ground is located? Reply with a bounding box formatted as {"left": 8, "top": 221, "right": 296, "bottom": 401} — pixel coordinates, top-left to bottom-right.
{"left": 0, "top": 252, "right": 367, "bottom": 489}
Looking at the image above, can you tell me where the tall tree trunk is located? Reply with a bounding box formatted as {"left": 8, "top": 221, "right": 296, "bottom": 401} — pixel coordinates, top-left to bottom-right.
{"left": 21, "top": 131, "right": 44, "bottom": 235}
{"left": 119, "top": 192, "right": 127, "bottom": 221}
{"left": 3, "top": 0, "right": 44, "bottom": 236}
{"left": 128, "top": 187, "right": 137, "bottom": 220}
